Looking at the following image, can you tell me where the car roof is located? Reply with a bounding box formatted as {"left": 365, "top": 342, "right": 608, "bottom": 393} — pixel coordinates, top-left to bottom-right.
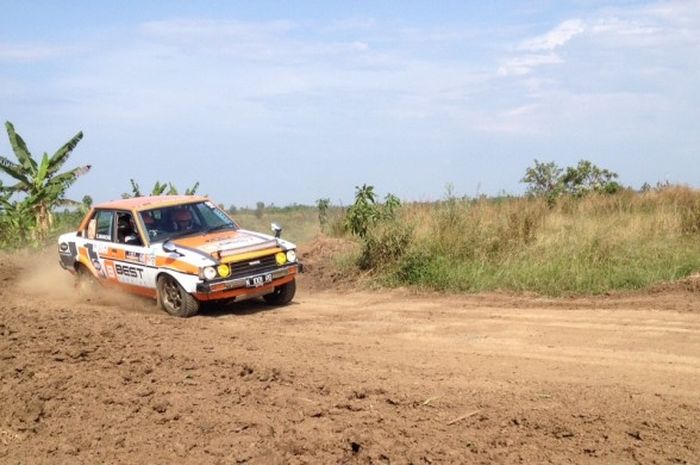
{"left": 94, "top": 195, "right": 209, "bottom": 212}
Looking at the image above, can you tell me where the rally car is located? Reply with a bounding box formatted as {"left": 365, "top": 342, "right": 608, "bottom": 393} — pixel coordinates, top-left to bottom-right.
{"left": 57, "top": 195, "right": 301, "bottom": 317}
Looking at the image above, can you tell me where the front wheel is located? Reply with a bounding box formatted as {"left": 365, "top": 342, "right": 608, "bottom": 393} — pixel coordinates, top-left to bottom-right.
{"left": 263, "top": 279, "right": 296, "bottom": 306}
{"left": 157, "top": 275, "right": 200, "bottom": 317}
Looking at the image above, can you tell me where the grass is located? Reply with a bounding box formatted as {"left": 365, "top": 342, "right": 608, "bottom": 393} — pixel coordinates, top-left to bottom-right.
{"left": 233, "top": 208, "right": 319, "bottom": 244}
{"left": 351, "top": 187, "right": 700, "bottom": 296}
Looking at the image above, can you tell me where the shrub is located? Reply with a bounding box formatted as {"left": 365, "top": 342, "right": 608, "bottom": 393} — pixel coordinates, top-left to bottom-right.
{"left": 345, "top": 185, "right": 401, "bottom": 238}
{"left": 357, "top": 220, "right": 413, "bottom": 271}
{"left": 316, "top": 198, "right": 331, "bottom": 232}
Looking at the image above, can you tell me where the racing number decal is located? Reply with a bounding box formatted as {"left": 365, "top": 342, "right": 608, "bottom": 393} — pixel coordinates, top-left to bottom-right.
{"left": 85, "top": 243, "right": 106, "bottom": 278}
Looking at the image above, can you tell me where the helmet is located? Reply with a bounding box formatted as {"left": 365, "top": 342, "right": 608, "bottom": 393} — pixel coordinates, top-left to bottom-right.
{"left": 173, "top": 209, "right": 193, "bottom": 230}
{"left": 117, "top": 215, "right": 133, "bottom": 232}
{"left": 142, "top": 213, "right": 155, "bottom": 227}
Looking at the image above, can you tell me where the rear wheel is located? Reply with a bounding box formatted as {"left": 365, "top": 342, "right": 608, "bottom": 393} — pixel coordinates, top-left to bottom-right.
{"left": 263, "top": 279, "right": 296, "bottom": 306}
{"left": 75, "top": 264, "right": 100, "bottom": 294}
{"left": 157, "top": 275, "right": 200, "bottom": 317}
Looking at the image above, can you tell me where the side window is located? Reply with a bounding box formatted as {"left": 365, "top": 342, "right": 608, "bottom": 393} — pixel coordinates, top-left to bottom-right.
{"left": 116, "top": 211, "right": 142, "bottom": 246}
{"left": 95, "top": 211, "right": 114, "bottom": 241}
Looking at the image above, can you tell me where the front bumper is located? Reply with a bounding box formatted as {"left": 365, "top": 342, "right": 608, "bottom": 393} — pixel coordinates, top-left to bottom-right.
{"left": 195, "top": 262, "right": 301, "bottom": 295}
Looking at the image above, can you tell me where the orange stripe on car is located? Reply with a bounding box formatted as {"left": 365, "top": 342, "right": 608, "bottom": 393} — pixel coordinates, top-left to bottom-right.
{"left": 155, "top": 256, "right": 199, "bottom": 274}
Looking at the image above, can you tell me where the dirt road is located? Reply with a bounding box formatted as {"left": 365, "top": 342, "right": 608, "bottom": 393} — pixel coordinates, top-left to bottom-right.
{"left": 0, "top": 256, "right": 698, "bottom": 464}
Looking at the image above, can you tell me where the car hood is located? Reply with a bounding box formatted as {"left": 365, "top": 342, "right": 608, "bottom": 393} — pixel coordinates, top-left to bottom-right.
{"left": 171, "top": 229, "right": 282, "bottom": 259}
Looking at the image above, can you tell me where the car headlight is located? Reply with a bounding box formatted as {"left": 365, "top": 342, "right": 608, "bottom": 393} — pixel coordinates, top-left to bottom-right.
{"left": 202, "top": 266, "right": 217, "bottom": 280}
{"left": 275, "top": 252, "right": 287, "bottom": 266}
{"left": 217, "top": 264, "right": 231, "bottom": 278}
{"left": 286, "top": 250, "right": 296, "bottom": 262}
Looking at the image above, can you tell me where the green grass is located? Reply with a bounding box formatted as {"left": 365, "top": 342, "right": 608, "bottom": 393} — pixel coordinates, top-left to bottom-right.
{"left": 231, "top": 207, "right": 321, "bottom": 244}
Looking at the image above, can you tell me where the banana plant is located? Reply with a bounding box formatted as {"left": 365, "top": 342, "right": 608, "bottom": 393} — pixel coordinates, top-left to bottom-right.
{"left": 0, "top": 196, "right": 35, "bottom": 246}
{"left": 0, "top": 121, "right": 90, "bottom": 238}
{"left": 122, "top": 179, "right": 200, "bottom": 198}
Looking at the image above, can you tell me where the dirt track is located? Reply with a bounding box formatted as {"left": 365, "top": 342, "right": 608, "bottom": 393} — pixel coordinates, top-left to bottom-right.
{"left": 0, "top": 255, "right": 699, "bottom": 464}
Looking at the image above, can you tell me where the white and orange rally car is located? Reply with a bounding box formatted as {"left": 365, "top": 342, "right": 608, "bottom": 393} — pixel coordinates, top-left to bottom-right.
{"left": 57, "top": 195, "right": 301, "bottom": 317}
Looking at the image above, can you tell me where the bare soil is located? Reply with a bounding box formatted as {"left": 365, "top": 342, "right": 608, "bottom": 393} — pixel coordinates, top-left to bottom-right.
{"left": 0, "top": 252, "right": 698, "bottom": 464}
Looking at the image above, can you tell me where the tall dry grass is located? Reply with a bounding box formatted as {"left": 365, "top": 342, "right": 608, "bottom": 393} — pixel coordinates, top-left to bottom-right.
{"left": 353, "top": 186, "right": 700, "bottom": 295}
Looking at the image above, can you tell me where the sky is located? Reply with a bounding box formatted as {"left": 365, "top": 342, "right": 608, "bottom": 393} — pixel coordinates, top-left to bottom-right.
{"left": 0, "top": 0, "right": 698, "bottom": 207}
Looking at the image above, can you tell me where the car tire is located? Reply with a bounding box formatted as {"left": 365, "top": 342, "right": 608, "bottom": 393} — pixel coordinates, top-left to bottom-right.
{"left": 263, "top": 279, "right": 296, "bottom": 306}
{"left": 157, "top": 274, "right": 200, "bottom": 317}
{"left": 75, "top": 264, "right": 100, "bottom": 293}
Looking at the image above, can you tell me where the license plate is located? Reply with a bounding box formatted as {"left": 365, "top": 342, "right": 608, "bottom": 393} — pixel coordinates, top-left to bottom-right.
{"left": 245, "top": 273, "right": 273, "bottom": 288}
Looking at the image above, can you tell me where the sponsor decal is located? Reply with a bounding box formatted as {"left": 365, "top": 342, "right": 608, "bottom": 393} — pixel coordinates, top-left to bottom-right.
{"left": 105, "top": 262, "right": 116, "bottom": 278}
{"left": 196, "top": 234, "right": 265, "bottom": 254}
{"left": 126, "top": 251, "right": 146, "bottom": 264}
{"left": 145, "top": 254, "right": 156, "bottom": 266}
{"left": 115, "top": 263, "right": 144, "bottom": 279}
{"left": 85, "top": 243, "right": 106, "bottom": 278}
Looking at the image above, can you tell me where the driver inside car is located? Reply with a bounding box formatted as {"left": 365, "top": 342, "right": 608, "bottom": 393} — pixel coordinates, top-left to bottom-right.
{"left": 172, "top": 208, "right": 196, "bottom": 233}
{"left": 117, "top": 214, "right": 141, "bottom": 245}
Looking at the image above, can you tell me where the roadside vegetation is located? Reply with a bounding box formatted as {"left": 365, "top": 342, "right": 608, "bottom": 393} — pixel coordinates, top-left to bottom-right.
{"left": 1, "top": 123, "right": 698, "bottom": 297}
{"left": 328, "top": 160, "right": 700, "bottom": 295}
{"left": 0, "top": 121, "right": 90, "bottom": 248}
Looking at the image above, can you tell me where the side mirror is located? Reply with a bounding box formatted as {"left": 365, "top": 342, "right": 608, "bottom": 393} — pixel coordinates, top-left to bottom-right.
{"left": 162, "top": 241, "right": 181, "bottom": 255}
{"left": 271, "top": 223, "right": 282, "bottom": 238}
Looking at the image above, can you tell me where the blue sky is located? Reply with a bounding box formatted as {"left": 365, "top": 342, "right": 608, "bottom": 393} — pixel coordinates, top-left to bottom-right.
{"left": 1, "top": 0, "right": 698, "bottom": 207}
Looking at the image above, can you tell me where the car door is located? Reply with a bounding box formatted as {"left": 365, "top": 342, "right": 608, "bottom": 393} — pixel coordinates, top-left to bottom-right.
{"left": 99, "top": 210, "right": 157, "bottom": 298}
{"left": 79, "top": 208, "right": 115, "bottom": 282}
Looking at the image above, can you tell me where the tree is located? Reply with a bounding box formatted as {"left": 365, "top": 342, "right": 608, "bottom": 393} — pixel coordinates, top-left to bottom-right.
{"left": 561, "top": 160, "right": 621, "bottom": 196}
{"left": 0, "top": 197, "right": 35, "bottom": 245}
{"left": 345, "top": 185, "right": 400, "bottom": 237}
{"left": 521, "top": 159, "right": 622, "bottom": 202}
{"left": 122, "top": 179, "right": 199, "bottom": 198}
{"left": 80, "top": 195, "right": 92, "bottom": 212}
{"left": 383, "top": 193, "right": 401, "bottom": 219}
{"left": 184, "top": 182, "right": 199, "bottom": 195}
{"left": 346, "top": 184, "right": 378, "bottom": 238}
{"left": 521, "top": 159, "right": 563, "bottom": 203}
{"left": 0, "top": 121, "right": 90, "bottom": 237}
{"left": 255, "top": 201, "right": 265, "bottom": 219}
{"left": 316, "top": 198, "right": 330, "bottom": 231}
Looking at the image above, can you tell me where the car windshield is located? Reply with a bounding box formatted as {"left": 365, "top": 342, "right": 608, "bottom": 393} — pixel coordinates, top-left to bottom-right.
{"left": 140, "top": 201, "right": 238, "bottom": 243}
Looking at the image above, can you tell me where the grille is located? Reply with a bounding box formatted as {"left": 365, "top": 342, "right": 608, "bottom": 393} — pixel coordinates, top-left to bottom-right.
{"left": 228, "top": 255, "right": 279, "bottom": 279}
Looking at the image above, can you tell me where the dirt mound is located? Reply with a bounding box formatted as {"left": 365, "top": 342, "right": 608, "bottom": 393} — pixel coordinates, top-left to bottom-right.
{"left": 647, "top": 273, "right": 700, "bottom": 294}
{"left": 298, "top": 234, "right": 362, "bottom": 290}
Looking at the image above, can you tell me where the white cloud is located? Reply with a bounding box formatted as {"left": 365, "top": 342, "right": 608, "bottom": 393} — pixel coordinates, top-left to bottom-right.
{"left": 519, "top": 19, "right": 585, "bottom": 51}
{"left": 497, "top": 53, "right": 563, "bottom": 76}
{"left": 591, "top": 17, "right": 659, "bottom": 36}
